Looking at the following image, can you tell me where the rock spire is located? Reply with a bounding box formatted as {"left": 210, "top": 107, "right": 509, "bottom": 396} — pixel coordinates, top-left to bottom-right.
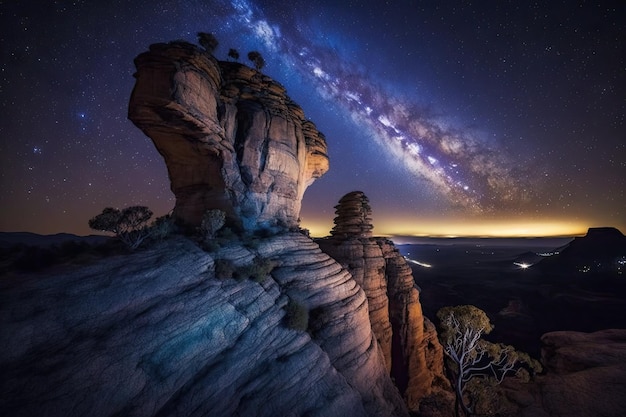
{"left": 330, "top": 191, "right": 374, "bottom": 238}
{"left": 318, "top": 191, "right": 453, "bottom": 414}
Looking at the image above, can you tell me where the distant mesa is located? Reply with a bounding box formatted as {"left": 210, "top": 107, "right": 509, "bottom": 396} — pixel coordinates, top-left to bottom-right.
{"left": 0, "top": 232, "right": 109, "bottom": 248}
{"left": 128, "top": 41, "right": 329, "bottom": 232}
{"left": 538, "top": 227, "right": 626, "bottom": 275}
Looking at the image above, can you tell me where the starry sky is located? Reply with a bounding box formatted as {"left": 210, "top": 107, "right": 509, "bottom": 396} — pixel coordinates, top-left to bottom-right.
{"left": 1, "top": 0, "right": 624, "bottom": 237}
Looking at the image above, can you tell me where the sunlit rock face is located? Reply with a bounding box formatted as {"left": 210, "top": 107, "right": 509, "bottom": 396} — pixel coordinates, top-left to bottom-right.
{"left": 128, "top": 41, "right": 329, "bottom": 231}
{"left": 317, "top": 191, "right": 451, "bottom": 413}
{"left": 0, "top": 234, "right": 408, "bottom": 417}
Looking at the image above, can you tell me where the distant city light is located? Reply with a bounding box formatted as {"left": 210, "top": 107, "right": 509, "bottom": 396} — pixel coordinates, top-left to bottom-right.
{"left": 405, "top": 257, "right": 433, "bottom": 268}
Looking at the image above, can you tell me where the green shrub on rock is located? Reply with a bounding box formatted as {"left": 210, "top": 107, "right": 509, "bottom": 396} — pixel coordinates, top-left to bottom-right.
{"left": 200, "top": 209, "right": 226, "bottom": 240}
{"left": 233, "top": 257, "right": 277, "bottom": 282}
{"left": 285, "top": 298, "right": 308, "bottom": 331}
{"left": 214, "top": 259, "right": 235, "bottom": 280}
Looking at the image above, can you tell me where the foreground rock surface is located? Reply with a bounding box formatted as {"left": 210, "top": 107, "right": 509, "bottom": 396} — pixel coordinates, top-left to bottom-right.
{"left": 128, "top": 42, "right": 329, "bottom": 231}
{"left": 0, "top": 234, "right": 408, "bottom": 417}
{"left": 538, "top": 329, "right": 626, "bottom": 417}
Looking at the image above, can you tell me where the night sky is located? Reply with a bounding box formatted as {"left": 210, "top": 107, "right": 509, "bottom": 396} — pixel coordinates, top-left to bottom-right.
{"left": 2, "top": 0, "right": 624, "bottom": 237}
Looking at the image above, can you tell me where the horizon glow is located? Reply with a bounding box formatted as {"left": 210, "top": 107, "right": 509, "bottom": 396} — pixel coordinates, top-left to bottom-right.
{"left": 303, "top": 218, "right": 591, "bottom": 238}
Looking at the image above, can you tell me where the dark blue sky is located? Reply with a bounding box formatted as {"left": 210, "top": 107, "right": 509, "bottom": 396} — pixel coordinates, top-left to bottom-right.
{"left": 1, "top": 0, "right": 624, "bottom": 236}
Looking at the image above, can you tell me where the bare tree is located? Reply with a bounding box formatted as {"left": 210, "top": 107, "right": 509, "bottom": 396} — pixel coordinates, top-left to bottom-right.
{"left": 437, "top": 305, "right": 518, "bottom": 417}
{"left": 247, "top": 51, "right": 265, "bottom": 71}
{"left": 197, "top": 32, "right": 219, "bottom": 53}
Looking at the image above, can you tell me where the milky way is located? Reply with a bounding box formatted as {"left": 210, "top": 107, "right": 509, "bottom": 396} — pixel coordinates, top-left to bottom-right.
{"left": 2, "top": 0, "right": 623, "bottom": 236}
{"left": 226, "top": 0, "right": 529, "bottom": 213}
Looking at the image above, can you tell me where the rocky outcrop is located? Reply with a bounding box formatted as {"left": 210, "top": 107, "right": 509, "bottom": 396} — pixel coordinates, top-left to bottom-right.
{"left": 377, "top": 238, "right": 450, "bottom": 412}
{"left": 0, "top": 234, "right": 408, "bottom": 417}
{"left": 128, "top": 42, "right": 329, "bottom": 232}
{"left": 317, "top": 192, "right": 450, "bottom": 413}
{"left": 537, "top": 329, "right": 626, "bottom": 417}
{"left": 496, "top": 329, "right": 626, "bottom": 417}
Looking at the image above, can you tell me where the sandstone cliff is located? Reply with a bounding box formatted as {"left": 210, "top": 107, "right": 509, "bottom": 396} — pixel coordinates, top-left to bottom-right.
{"left": 128, "top": 41, "right": 329, "bottom": 232}
{"left": 317, "top": 191, "right": 451, "bottom": 414}
{"left": 0, "top": 42, "right": 411, "bottom": 417}
{"left": 0, "top": 234, "right": 408, "bottom": 417}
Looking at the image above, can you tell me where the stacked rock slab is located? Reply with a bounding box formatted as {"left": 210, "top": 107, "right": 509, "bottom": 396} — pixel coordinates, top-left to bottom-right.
{"left": 318, "top": 191, "right": 450, "bottom": 413}
{"left": 320, "top": 192, "right": 393, "bottom": 370}
{"left": 128, "top": 41, "right": 329, "bottom": 232}
{"left": 329, "top": 191, "right": 374, "bottom": 238}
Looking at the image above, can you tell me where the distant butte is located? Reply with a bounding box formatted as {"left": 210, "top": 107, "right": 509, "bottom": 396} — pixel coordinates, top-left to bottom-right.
{"left": 539, "top": 227, "right": 626, "bottom": 275}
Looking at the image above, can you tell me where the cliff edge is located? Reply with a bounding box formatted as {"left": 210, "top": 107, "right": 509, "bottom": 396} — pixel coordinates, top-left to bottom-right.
{"left": 0, "top": 234, "right": 407, "bottom": 417}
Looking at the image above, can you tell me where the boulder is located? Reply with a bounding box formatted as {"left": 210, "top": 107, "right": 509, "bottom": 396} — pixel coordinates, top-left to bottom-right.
{"left": 537, "top": 329, "right": 626, "bottom": 417}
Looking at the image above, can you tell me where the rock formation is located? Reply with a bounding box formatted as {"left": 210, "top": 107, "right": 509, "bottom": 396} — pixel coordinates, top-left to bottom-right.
{"left": 128, "top": 41, "right": 329, "bottom": 232}
{"left": 317, "top": 191, "right": 451, "bottom": 414}
{"left": 0, "top": 235, "right": 408, "bottom": 417}
{"left": 0, "top": 43, "right": 412, "bottom": 417}
{"left": 500, "top": 329, "right": 626, "bottom": 417}
{"left": 538, "top": 227, "right": 626, "bottom": 275}
{"left": 537, "top": 329, "right": 626, "bottom": 417}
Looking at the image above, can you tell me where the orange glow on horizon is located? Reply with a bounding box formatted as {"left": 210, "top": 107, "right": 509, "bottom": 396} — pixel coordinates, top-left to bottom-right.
{"left": 302, "top": 218, "right": 593, "bottom": 238}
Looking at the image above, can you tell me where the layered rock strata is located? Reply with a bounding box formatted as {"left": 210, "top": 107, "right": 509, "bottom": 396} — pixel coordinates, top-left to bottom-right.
{"left": 317, "top": 191, "right": 449, "bottom": 412}
{"left": 128, "top": 42, "right": 329, "bottom": 231}
{"left": 0, "top": 234, "right": 408, "bottom": 417}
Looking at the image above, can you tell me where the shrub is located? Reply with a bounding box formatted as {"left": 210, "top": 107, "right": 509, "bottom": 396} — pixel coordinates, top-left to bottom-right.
{"left": 200, "top": 209, "right": 226, "bottom": 240}
{"left": 88, "top": 206, "right": 153, "bottom": 251}
{"left": 228, "top": 48, "right": 239, "bottom": 61}
{"left": 285, "top": 298, "right": 308, "bottom": 331}
{"left": 437, "top": 305, "right": 542, "bottom": 417}
{"left": 216, "top": 226, "right": 236, "bottom": 240}
{"left": 247, "top": 51, "right": 265, "bottom": 70}
{"left": 204, "top": 240, "right": 222, "bottom": 253}
{"left": 232, "top": 257, "right": 277, "bottom": 282}
{"left": 214, "top": 259, "right": 235, "bottom": 279}
{"left": 150, "top": 214, "right": 175, "bottom": 241}
{"left": 197, "top": 32, "right": 218, "bottom": 53}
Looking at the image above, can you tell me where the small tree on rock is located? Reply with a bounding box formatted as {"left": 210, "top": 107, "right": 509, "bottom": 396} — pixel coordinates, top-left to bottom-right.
{"left": 88, "top": 206, "right": 154, "bottom": 251}
{"left": 437, "top": 305, "right": 539, "bottom": 417}
{"left": 247, "top": 51, "right": 265, "bottom": 71}
{"left": 228, "top": 48, "right": 240, "bottom": 61}
{"left": 197, "top": 32, "right": 219, "bottom": 53}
